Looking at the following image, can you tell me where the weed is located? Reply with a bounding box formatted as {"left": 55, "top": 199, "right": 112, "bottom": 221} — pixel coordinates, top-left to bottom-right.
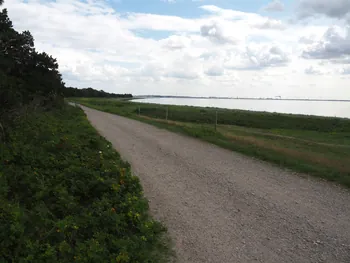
{"left": 0, "top": 105, "right": 171, "bottom": 262}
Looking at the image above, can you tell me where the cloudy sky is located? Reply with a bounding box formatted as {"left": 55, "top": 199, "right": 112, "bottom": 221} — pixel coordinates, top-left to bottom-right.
{"left": 4, "top": 0, "right": 350, "bottom": 98}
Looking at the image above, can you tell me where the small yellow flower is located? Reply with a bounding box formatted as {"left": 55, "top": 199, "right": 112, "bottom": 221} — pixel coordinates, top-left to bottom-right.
{"left": 56, "top": 229, "right": 60, "bottom": 233}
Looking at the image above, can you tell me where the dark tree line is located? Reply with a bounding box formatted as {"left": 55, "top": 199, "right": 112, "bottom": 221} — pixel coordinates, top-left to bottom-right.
{"left": 0, "top": 4, "right": 132, "bottom": 128}
{"left": 64, "top": 87, "right": 132, "bottom": 98}
{"left": 0, "top": 7, "right": 65, "bottom": 122}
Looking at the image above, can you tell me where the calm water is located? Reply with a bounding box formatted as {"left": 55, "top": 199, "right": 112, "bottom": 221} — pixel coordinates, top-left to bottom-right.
{"left": 133, "top": 98, "right": 350, "bottom": 119}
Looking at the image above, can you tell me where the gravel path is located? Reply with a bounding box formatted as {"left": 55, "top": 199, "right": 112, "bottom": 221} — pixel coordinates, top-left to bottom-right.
{"left": 82, "top": 106, "right": 350, "bottom": 263}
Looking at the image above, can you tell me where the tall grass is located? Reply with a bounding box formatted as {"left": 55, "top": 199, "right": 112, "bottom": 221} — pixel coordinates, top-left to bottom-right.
{"left": 70, "top": 98, "right": 350, "bottom": 188}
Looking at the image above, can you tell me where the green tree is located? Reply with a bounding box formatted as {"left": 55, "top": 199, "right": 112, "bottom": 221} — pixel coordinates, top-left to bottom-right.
{"left": 0, "top": 7, "right": 64, "bottom": 121}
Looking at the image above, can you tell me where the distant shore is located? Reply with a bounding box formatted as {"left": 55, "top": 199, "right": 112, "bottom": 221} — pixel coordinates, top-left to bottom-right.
{"left": 133, "top": 95, "right": 350, "bottom": 102}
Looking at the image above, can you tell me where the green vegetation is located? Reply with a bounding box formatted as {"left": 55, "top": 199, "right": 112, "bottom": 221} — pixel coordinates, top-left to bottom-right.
{"left": 71, "top": 98, "right": 350, "bottom": 188}
{"left": 1, "top": 4, "right": 171, "bottom": 262}
{"left": 0, "top": 106, "right": 170, "bottom": 262}
{"left": 64, "top": 87, "right": 132, "bottom": 99}
{"left": 0, "top": 8, "right": 65, "bottom": 123}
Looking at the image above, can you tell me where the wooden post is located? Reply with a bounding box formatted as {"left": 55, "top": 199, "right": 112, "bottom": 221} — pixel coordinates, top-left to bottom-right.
{"left": 166, "top": 107, "right": 168, "bottom": 121}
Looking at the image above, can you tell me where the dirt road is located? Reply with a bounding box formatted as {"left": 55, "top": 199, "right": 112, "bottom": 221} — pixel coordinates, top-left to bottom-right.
{"left": 82, "top": 106, "right": 350, "bottom": 263}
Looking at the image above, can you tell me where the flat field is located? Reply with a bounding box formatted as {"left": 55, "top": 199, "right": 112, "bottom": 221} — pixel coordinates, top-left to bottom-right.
{"left": 71, "top": 98, "right": 350, "bottom": 187}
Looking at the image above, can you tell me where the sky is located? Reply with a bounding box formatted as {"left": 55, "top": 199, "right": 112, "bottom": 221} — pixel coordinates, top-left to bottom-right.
{"left": 3, "top": 0, "right": 350, "bottom": 98}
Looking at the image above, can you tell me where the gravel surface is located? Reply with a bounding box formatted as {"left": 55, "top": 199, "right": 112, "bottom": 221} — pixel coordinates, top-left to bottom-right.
{"left": 82, "top": 106, "right": 350, "bottom": 263}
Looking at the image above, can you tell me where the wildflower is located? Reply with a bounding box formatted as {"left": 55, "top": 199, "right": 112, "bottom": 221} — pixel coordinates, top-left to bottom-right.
{"left": 111, "top": 207, "right": 116, "bottom": 212}
{"left": 56, "top": 229, "right": 60, "bottom": 233}
{"left": 99, "top": 151, "right": 102, "bottom": 154}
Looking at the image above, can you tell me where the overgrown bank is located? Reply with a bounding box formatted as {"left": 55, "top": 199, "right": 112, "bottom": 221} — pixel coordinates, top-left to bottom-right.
{"left": 71, "top": 98, "right": 350, "bottom": 188}
{"left": 0, "top": 105, "right": 170, "bottom": 262}
{"left": 0, "top": 4, "right": 171, "bottom": 262}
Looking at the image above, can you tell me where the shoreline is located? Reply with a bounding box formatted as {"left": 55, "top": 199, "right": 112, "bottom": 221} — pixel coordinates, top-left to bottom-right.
{"left": 131, "top": 98, "right": 350, "bottom": 120}
{"left": 133, "top": 96, "right": 350, "bottom": 102}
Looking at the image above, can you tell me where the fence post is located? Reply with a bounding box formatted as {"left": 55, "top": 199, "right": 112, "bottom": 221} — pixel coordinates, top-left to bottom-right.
{"left": 215, "top": 110, "right": 218, "bottom": 131}
{"left": 166, "top": 107, "right": 168, "bottom": 121}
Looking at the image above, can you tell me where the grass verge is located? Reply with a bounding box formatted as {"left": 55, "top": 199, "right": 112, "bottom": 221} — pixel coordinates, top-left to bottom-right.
{"left": 0, "top": 105, "right": 171, "bottom": 262}
{"left": 70, "top": 98, "right": 350, "bottom": 188}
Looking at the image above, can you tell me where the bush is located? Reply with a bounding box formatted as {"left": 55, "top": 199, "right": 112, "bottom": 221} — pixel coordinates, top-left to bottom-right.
{"left": 0, "top": 106, "right": 170, "bottom": 262}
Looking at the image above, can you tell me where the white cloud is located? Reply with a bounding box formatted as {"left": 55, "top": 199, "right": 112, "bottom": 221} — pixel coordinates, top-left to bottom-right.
{"left": 223, "top": 44, "right": 290, "bottom": 70}
{"left": 205, "top": 66, "right": 224, "bottom": 76}
{"left": 304, "top": 66, "right": 328, "bottom": 75}
{"left": 160, "top": 35, "right": 192, "bottom": 50}
{"left": 302, "top": 26, "right": 350, "bottom": 60}
{"left": 200, "top": 5, "right": 261, "bottom": 21}
{"left": 254, "top": 18, "right": 286, "bottom": 30}
{"left": 332, "top": 57, "right": 350, "bottom": 64}
{"left": 263, "top": 0, "right": 285, "bottom": 12}
{"left": 297, "top": 0, "right": 350, "bottom": 19}
{"left": 122, "top": 13, "right": 200, "bottom": 32}
{"left": 166, "top": 70, "right": 199, "bottom": 79}
{"left": 299, "top": 35, "right": 316, "bottom": 44}
{"left": 200, "top": 22, "right": 237, "bottom": 44}
{"left": 341, "top": 67, "right": 350, "bottom": 74}
{"left": 2, "top": 0, "right": 350, "bottom": 99}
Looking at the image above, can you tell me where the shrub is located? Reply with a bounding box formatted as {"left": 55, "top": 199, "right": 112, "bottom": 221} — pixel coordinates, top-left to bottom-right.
{"left": 0, "top": 106, "right": 170, "bottom": 262}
